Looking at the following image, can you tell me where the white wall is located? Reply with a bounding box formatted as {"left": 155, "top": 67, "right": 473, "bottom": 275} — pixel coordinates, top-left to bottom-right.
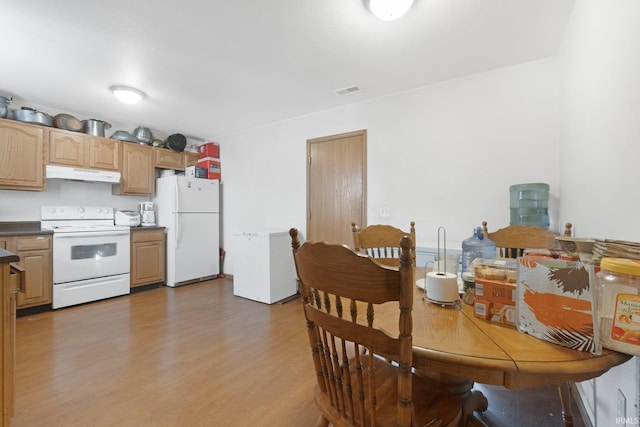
{"left": 219, "top": 57, "right": 560, "bottom": 275}
{"left": 559, "top": 0, "right": 640, "bottom": 424}
{"left": 0, "top": 180, "right": 149, "bottom": 221}
{"left": 560, "top": 0, "right": 640, "bottom": 241}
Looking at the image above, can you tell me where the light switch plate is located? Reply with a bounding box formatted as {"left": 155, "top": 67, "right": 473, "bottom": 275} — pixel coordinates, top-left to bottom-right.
{"left": 617, "top": 388, "right": 627, "bottom": 421}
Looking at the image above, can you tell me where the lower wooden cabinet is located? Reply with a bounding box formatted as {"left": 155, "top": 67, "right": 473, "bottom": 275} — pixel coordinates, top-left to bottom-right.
{"left": 0, "top": 235, "right": 52, "bottom": 309}
{"left": 130, "top": 228, "right": 166, "bottom": 287}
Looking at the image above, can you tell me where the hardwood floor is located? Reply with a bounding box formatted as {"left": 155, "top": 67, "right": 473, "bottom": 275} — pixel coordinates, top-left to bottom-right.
{"left": 12, "top": 278, "right": 586, "bottom": 427}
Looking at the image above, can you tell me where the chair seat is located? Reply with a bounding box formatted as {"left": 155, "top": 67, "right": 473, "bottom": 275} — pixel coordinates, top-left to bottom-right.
{"left": 314, "top": 357, "right": 461, "bottom": 427}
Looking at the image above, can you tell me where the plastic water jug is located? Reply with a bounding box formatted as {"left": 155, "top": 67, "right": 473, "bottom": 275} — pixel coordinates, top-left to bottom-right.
{"left": 461, "top": 227, "right": 496, "bottom": 274}
{"left": 509, "top": 183, "right": 550, "bottom": 229}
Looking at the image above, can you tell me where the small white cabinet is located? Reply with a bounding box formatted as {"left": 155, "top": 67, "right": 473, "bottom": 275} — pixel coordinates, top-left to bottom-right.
{"left": 233, "top": 231, "right": 297, "bottom": 304}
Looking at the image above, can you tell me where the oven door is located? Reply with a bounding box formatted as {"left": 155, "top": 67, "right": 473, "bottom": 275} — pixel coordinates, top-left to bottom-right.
{"left": 52, "top": 230, "right": 130, "bottom": 284}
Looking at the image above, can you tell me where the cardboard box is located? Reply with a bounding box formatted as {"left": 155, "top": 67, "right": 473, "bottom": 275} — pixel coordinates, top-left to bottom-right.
{"left": 185, "top": 166, "right": 207, "bottom": 178}
{"left": 517, "top": 256, "right": 599, "bottom": 353}
{"left": 198, "top": 142, "right": 220, "bottom": 159}
{"left": 474, "top": 278, "right": 516, "bottom": 305}
{"left": 474, "top": 299, "right": 516, "bottom": 326}
{"left": 197, "top": 157, "right": 221, "bottom": 180}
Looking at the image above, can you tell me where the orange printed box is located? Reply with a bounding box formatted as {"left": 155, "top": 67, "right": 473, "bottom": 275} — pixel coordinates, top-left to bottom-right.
{"left": 197, "top": 157, "right": 221, "bottom": 180}
{"left": 474, "top": 278, "right": 516, "bottom": 305}
{"left": 474, "top": 299, "right": 516, "bottom": 326}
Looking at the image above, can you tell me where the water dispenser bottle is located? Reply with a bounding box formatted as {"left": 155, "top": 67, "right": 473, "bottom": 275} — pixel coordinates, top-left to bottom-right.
{"left": 509, "top": 183, "right": 550, "bottom": 229}
{"left": 461, "top": 227, "right": 496, "bottom": 275}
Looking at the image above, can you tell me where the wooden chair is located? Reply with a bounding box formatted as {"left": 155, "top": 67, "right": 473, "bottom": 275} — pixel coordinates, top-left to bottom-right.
{"left": 289, "top": 228, "right": 461, "bottom": 427}
{"left": 481, "top": 221, "right": 573, "bottom": 258}
{"left": 351, "top": 221, "right": 416, "bottom": 267}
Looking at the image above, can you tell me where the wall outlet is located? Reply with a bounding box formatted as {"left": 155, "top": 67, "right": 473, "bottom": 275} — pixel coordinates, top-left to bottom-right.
{"left": 617, "top": 388, "right": 627, "bottom": 420}
{"left": 379, "top": 207, "right": 390, "bottom": 217}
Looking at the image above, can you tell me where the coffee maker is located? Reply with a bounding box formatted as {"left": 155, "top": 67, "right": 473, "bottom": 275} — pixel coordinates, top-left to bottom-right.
{"left": 138, "top": 202, "right": 156, "bottom": 226}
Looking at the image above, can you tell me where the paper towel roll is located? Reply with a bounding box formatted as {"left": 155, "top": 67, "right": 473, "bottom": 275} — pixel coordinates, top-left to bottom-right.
{"left": 426, "top": 272, "right": 459, "bottom": 303}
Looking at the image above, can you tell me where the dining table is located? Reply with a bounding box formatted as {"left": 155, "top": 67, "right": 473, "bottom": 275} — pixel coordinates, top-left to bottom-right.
{"left": 375, "top": 280, "right": 632, "bottom": 427}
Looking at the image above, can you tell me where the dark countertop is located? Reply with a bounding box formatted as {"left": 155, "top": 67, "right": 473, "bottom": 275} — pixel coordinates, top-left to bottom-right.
{"left": 0, "top": 222, "right": 53, "bottom": 237}
{"left": 129, "top": 226, "right": 165, "bottom": 231}
{"left": 0, "top": 248, "right": 19, "bottom": 264}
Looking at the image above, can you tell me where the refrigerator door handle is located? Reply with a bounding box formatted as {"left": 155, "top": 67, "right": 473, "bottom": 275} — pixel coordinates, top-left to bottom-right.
{"left": 175, "top": 213, "right": 180, "bottom": 249}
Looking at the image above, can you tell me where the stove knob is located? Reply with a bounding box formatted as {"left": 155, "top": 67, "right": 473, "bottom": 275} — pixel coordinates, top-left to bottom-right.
{"left": 77, "top": 207, "right": 85, "bottom": 213}
{"left": 96, "top": 208, "right": 103, "bottom": 213}
{"left": 48, "top": 208, "right": 56, "bottom": 214}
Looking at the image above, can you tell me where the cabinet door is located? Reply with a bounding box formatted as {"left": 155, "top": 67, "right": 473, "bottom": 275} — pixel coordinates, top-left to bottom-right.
{"left": 11, "top": 235, "right": 52, "bottom": 309}
{"left": 154, "top": 147, "right": 184, "bottom": 170}
{"left": 49, "top": 129, "right": 84, "bottom": 167}
{"left": 130, "top": 229, "right": 166, "bottom": 287}
{"left": 0, "top": 119, "right": 46, "bottom": 190}
{"left": 87, "top": 137, "right": 119, "bottom": 170}
{"left": 117, "top": 143, "right": 154, "bottom": 195}
{"left": 184, "top": 151, "right": 198, "bottom": 168}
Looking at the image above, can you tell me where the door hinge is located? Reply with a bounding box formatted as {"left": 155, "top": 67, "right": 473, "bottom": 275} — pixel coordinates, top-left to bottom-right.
{"left": 308, "top": 155, "right": 312, "bottom": 165}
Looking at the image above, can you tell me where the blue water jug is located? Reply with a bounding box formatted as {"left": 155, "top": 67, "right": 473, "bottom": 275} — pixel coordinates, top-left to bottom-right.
{"left": 509, "top": 183, "right": 550, "bottom": 229}
{"left": 461, "top": 227, "right": 496, "bottom": 274}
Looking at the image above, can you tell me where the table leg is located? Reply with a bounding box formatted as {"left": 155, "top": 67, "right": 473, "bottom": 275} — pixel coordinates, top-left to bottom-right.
{"left": 416, "top": 371, "right": 488, "bottom": 427}
{"left": 557, "top": 382, "right": 574, "bottom": 427}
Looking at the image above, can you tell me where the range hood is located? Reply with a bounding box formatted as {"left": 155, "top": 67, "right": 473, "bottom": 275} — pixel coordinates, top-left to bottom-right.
{"left": 45, "top": 165, "right": 121, "bottom": 183}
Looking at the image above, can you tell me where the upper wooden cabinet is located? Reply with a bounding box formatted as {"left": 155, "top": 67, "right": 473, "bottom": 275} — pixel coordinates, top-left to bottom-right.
{"left": 0, "top": 119, "right": 46, "bottom": 191}
{"left": 49, "top": 129, "right": 119, "bottom": 171}
{"left": 184, "top": 151, "right": 198, "bottom": 168}
{"left": 114, "top": 143, "right": 154, "bottom": 195}
{"left": 153, "top": 147, "right": 184, "bottom": 170}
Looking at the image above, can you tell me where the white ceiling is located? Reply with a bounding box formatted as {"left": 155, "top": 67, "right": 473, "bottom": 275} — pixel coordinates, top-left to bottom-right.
{"left": 1, "top": 0, "right": 575, "bottom": 140}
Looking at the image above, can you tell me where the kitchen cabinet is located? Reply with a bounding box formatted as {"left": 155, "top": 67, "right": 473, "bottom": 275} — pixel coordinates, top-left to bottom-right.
{"left": 130, "top": 228, "right": 166, "bottom": 287}
{"left": 184, "top": 151, "right": 198, "bottom": 168}
{"left": 0, "top": 118, "right": 46, "bottom": 191}
{"left": 48, "top": 129, "right": 120, "bottom": 171}
{"left": 1, "top": 235, "right": 52, "bottom": 309}
{"left": 153, "top": 147, "right": 183, "bottom": 170}
{"left": 232, "top": 231, "right": 297, "bottom": 304}
{"left": 114, "top": 143, "right": 154, "bottom": 195}
{"left": 1, "top": 248, "right": 20, "bottom": 427}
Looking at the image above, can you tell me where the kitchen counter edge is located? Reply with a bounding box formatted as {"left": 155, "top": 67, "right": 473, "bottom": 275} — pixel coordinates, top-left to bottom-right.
{"left": 129, "top": 226, "right": 166, "bottom": 231}
{"left": 0, "top": 248, "right": 19, "bottom": 264}
{"left": 0, "top": 222, "right": 53, "bottom": 237}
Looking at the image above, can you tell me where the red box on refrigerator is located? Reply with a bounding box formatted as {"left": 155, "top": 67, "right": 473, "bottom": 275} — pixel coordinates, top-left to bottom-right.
{"left": 197, "top": 157, "right": 221, "bottom": 180}
{"left": 198, "top": 142, "right": 220, "bottom": 159}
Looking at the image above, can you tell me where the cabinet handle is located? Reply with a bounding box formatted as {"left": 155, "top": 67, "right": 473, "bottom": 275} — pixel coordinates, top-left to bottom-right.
{"left": 9, "top": 262, "right": 25, "bottom": 293}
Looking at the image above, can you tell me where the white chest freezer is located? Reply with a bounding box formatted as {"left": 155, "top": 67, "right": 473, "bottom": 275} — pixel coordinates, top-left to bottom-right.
{"left": 233, "top": 231, "right": 297, "bottom": 304}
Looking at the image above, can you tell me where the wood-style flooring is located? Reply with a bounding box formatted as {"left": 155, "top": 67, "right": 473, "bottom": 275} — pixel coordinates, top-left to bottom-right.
{"left": 12, "top": 278, "right": 586, "bottom": 427}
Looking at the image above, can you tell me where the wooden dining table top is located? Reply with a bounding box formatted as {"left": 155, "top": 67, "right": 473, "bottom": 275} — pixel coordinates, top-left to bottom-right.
{"left": 377, "top": 285, "right": 632, "bottom": 389}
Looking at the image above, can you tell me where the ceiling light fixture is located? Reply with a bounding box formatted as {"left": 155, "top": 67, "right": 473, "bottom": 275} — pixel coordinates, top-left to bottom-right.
{"left": 110, "top": 85, "right": 146, "bottom": 104}
{"left": 368, "top": 0, "right": 414, "bottom": 21}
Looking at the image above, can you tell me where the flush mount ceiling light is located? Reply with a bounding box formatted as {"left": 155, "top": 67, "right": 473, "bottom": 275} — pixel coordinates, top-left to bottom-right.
{"left": 110, "top": 85, "right": 146, "bottom": 104}
{"left": 369, "top": 0, "right": 414, "bottom": 20}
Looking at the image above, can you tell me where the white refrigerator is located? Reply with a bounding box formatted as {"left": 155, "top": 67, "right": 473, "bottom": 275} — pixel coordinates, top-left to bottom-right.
{"left": 154, "top": 175, "right": 220, "bottom": 287}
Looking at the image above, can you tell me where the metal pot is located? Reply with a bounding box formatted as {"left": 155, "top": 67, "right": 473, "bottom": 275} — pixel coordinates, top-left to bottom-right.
{"left": 133, "top": 126, "right": 152, "bottom": 144}
{"left": 165, "top": 133, "right": 187, "bottom": 152}
{"left": 12, "top": 107, "right": 53, "bottom": 126}
{"left": 53, "top": 113, "right": 82, "bottom": 132}
{"left": 0, "top": 96, "right": 12, "bottom": 118}
{"left": 83, "top": 119, "right": 112, "bottom": 137}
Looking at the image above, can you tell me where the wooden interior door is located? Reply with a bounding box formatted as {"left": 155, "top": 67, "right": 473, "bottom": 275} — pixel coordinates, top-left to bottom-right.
{"left": 307, "top": 130, "right": 366, "bottom": 247}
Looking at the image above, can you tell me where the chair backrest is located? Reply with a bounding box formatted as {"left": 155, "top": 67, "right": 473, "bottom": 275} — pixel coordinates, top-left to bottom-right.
{"left": 290, "top": 228, "right": 415, "bottom": 427}
{"left": 481, "top": 221, "right": 573, "bottom": 258}
{"left": 351, "top": 221, "right": 416, "bottom": 267}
